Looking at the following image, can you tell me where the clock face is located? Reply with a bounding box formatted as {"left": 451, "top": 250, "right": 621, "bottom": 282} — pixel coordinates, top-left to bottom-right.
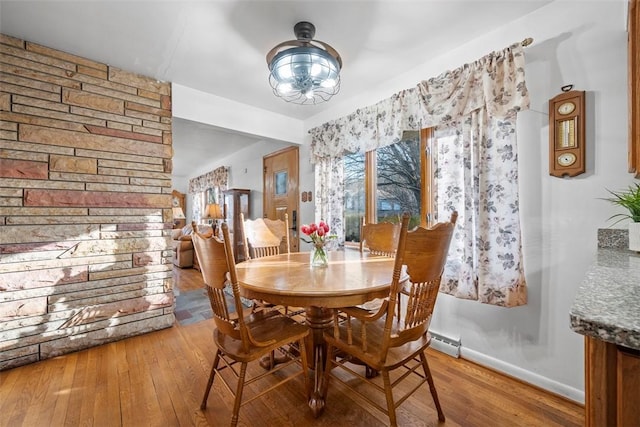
{"left": 558, "top": 102, "right": 576, "bottom": 115}
{"left": 557, "top": 152, "right": 577, "bottom": 167}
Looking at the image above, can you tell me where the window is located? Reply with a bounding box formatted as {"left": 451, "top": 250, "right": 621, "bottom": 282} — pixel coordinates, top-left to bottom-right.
{"left": 344, "top": 129, "right": 434, "bottom": 242}
{"left": 376, "top": 133, "right": 421, "bottom": 227}
{"left": 344, "top": 152, "right": 365, "bottom": 242}
{"left": 205, "top": 187, "right": 219, "bottom": 205}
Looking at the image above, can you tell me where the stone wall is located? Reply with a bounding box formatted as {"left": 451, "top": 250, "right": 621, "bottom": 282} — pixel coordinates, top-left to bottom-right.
{"left": 0, "top": 34, "right": 175, "bottom": 370}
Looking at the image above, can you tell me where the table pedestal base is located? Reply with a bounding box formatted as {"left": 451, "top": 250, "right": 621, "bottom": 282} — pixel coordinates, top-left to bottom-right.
{"left": 304, "top": 306, "right": 333, "bottom": 417}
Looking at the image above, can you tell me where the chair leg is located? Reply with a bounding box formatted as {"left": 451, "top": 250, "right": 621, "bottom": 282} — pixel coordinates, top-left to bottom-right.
{"left": 200, "top": 350, "right": 221, "bottom": 410}
{"left": 230, "top": 362, "right": 248, "bottom": 427}
{"left": 268, "top": 350, "right": 275, "bottom": 370}
{"left": 381, "top": 369, "right": 398, "bottom": 427}
{"left": 420, "top": 351, "right": 445, "bottom": 422}
{"left": 365, "top": 365, "right": 379, "bottom": 378}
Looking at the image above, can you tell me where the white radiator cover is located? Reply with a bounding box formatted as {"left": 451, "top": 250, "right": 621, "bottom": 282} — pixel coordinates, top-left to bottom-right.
{"left": 429, "top": 331, "right": 461, "bottom": 358}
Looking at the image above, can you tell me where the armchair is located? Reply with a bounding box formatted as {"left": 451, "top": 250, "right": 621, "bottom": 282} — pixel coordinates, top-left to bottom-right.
{"left": 171, "top": 223, "right": 213, "bottom": 268}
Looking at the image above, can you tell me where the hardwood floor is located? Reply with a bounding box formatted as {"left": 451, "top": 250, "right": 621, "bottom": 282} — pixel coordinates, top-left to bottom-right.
{"left": 0, "top": 267, "right": 584, "bottom": 427}
{"left": 173, "top": 265, "right": 208, "bottom": 292}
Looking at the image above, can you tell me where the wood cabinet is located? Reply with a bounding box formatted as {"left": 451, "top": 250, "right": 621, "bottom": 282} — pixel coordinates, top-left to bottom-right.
{"left": 618, "top": 345, "right": 640, "bottom": 424}
{"left": 630, "top": 0, "right": 639, "bottom": 177}
{"left": 223, "top": 189, "right": 250, "bottom": 262}
{"left": 171, "top": 190, "right": 186, "bottom": 229}
{"left": 585, "top": 337, "right": 640, "bottom": 426}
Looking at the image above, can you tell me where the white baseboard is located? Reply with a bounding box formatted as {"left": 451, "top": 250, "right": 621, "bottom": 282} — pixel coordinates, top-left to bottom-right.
{"left": 459, "top": 347, "right": 585, "bottom": 404}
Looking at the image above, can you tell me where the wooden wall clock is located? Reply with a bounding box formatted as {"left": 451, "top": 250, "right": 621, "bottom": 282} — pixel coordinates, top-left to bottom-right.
{"left": 549, "top": 87, "right": 586, "bottom": 177}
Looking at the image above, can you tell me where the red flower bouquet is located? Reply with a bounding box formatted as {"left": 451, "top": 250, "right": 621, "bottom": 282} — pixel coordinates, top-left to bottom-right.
{"left": 301, "top": 221, "right": 334, "bottom": 267}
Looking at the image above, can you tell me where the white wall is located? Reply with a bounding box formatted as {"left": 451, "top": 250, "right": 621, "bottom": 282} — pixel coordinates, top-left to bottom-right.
{"left": 304, "top": 1, "right": 631, "bottom": 402}
{"left": 174, "top": 0, "right": 633, "bottom": 403}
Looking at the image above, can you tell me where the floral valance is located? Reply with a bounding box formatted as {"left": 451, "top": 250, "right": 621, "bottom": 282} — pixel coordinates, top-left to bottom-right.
{"left": 309, "top": 43, "right": 529, "bottom": 162}
{"left": 188, "top": 166, "right": 229, "bottom": 194}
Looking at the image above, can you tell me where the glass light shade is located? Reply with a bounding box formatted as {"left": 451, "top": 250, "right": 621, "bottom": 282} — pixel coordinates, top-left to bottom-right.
{"left": 268, "top": 46, "right": 341, "bottom": 105}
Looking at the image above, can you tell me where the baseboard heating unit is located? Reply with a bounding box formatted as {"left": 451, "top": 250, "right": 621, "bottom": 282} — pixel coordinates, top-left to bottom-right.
{"left": 429, "top": 331, "right": 461, "bottom": 358}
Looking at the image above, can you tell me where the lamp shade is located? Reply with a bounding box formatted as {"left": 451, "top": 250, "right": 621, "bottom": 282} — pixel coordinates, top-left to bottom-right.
{"left": 267, "top": 21, "right": 342, "bottom": 105}
{"left": 172, "top": 207, "right": 185, "bottom": 219}
{"left": 206, "top": 204, "right": 223, "bottom": 219}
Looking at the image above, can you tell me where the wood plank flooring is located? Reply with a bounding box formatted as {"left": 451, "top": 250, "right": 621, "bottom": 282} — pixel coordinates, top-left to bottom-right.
{"left": 0, "top": 267, "right": 584, "bottom": 427}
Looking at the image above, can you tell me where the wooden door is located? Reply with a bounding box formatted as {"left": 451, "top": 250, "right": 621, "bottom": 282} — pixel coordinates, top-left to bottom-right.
{"left": 263, "top": 146, "right": 299, "bottom": 252}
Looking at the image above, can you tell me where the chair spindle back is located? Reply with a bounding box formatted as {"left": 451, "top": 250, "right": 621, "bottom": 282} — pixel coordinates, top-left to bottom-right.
{"left": 192, "top": 222, "right": 248, "bottom": 345}
{"left": 383, "top": 211, "right": 457, "bottom": 351}
{"left": 240, "top": 213, "right": 290, "bottom": 260}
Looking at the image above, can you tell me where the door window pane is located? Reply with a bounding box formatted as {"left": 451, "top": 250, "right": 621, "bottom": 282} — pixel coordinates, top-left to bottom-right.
{"left": 344, "top": 153, "right": 365, "bottom": 242}
{"left": 275, "top": 171, "right": 287, "bottom": 195}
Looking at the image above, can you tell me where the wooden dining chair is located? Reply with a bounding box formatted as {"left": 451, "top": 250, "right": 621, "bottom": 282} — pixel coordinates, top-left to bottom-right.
{"left": 240, "top": 213, "right": 290, "bottom": 260}
{"left": 359, "top": 218, "right": 400, "bottom": 256}
{"left": 192, "top": 222, "right": 310, "bottom": 427}
{"left": 240, "top": 213, "right": 304, "bottom": 320}
{"left": 359, "top": 219, "right": 402, "bottom": 318}
{"left": 322, "top": 211, "right": 457, "bottom": 427}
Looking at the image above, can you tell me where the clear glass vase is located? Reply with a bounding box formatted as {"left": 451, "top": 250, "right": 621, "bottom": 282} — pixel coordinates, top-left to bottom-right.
{"left": 310, "top": 244, "right": 328, "bottom": 268}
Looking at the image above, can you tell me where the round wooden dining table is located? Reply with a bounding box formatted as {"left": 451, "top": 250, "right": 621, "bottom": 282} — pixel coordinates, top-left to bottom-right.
{"left": 235, "top": 250, "right": 396, "bottom": 416}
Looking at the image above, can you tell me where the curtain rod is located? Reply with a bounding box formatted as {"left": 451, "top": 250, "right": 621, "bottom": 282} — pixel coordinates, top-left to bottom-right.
{"left": 521, "top": 37, "right": 533, "bottom": 47}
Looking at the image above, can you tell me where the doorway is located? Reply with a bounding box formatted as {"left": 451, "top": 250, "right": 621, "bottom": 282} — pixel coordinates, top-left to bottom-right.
{"left": 263, "top": 146, "right": 299, "bottom": 252}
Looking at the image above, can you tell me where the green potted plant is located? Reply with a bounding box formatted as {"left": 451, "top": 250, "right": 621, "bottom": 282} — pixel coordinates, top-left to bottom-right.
{"left": 604, "top": 182, "right": 640, "bottom": 251}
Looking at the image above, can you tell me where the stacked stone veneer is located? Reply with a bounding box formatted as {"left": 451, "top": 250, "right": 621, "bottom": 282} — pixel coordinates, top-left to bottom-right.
{"left": 0, "top": 34, "right": 175, "bottom": 370}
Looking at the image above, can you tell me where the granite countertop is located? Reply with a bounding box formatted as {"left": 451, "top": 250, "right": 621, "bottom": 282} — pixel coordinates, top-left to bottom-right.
{"left": 569, "top": 248, "right": 640, "bottom": 350}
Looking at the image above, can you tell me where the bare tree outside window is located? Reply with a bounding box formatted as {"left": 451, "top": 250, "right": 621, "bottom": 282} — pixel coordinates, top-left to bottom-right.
{"left": 343, "top": 133, "right": 424, "bottom": 242}
{"left": 344, "top": 153, "right": 365, "bottom": 242}
{"left": 376, "top": 136, "right": 421, "bottom": 227}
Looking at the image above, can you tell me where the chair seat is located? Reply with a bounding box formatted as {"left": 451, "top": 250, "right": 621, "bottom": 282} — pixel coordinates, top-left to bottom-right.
{"left": 324, "top": 316, "right": 431, "bottom": 371}
{"left": 215, "top": 315, "right": 309, "bottom": 363}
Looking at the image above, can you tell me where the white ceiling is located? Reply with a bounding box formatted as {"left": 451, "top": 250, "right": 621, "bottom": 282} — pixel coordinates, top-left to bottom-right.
{"left": 0, "top": 0, "right": 551, "bottom": 177}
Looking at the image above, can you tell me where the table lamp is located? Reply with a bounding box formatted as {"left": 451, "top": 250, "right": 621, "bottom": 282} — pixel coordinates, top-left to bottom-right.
{"left": 205, "top": 204, "right": 224, "bottom": 232}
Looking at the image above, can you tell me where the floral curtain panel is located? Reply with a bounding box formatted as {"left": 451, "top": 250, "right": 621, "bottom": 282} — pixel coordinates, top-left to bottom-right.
{"left": 309, "top": 43, "right": 528, "bottom": 307}
{"left": 314, "top": 157, "right": 346, "bottom": 246}
{"left": 435, "top": 115, "right": 527, "bottom": 307}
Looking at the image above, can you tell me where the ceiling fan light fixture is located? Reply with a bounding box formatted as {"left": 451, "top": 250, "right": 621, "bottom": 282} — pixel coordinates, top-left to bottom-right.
{"left": 266, "top": 21, "right": 342, "bottom": 105}
{"left": 278, "top": 83, "right": 293, "bottom": 94}
{"left": 321, "top": 78, "right": 337, "bottom": 88}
